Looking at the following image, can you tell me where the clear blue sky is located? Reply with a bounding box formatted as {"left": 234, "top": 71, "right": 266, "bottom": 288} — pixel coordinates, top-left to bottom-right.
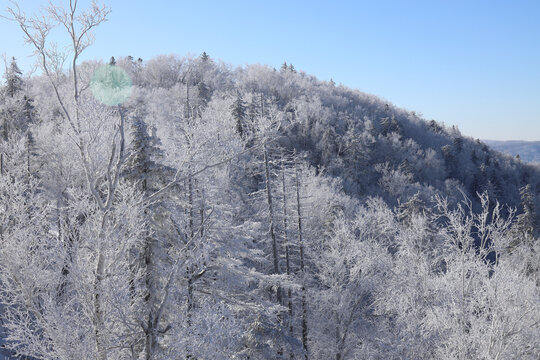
{"left": 1, "top": 0, "right": 539, "bottom": 141}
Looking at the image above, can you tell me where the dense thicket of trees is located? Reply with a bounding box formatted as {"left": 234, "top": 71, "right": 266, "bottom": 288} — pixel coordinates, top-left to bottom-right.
{"left": 0, "top": 1, "right": 539, "bottom": 359}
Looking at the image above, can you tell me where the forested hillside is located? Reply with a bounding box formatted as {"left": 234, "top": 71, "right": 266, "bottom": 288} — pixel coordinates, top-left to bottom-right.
{"left": 0, "top": 2, "right": 539, "bottom": 359}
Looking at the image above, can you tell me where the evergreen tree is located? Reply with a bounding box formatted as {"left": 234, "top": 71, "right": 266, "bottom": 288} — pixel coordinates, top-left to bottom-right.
{"left": 380, "top": 115, "right": 401, "bottom": 136}
{"left": 25, "top": 129, "right": 38, "bottom": 177}
{"left": 399, "top": 159, "right": 414, "bottom": 180}
{"left": 397, "top": 192, "right": 426, "bottom": 225}
{"left": 4, "top": 57, "right": 23, "bottom": 98}
{"left": 441, "top": 144, "right": 455, "bottom": 178}
{"left": 514, "top": 184, "right": 537, "bottom": 240}
{"left": 124, "top": 111, "right": 175, "bottom": 358}
{"left": 453, "top": 136, "right": 463, "bottom": 153}
{"left": 197, "top": 81, "right": 211, "bottom": 109}
{"left": 428, "top": 119, "right": 443, "bottom": 134}
{"left": 471, "top": 149, "right": 479, "bottom": 165}
{"left": 231, "top": 92, "right": 247, "bottom": 138}
{"left": 1, "top": 57, "right": 33, "bottom": 140}
{"left": 124, "top": 114, "right": 166, "bottom": 192}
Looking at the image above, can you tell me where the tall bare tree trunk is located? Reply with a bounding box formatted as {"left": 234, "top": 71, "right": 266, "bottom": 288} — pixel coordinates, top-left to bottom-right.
{"left": 143, "top": 221, "right": 156, "bottom": 360}
{"left": 186, "top": 171, "right": 195, "bottom": 359}
{"left": 264, "top": 146, "right": 282, "bottom": 304}
{"left": 94, "top": 214, "right": 109, "bottom": 360}
{"left": 281, "top": 157, "right": 294, "bottom": 359}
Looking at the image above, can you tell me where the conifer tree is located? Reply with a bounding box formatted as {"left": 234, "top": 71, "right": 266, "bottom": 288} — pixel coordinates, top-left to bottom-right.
{"left": 441, "top": 144, "right": 455, "bottom": 178}
{"left": 25, "top": 129, "right": 38, "bottom": 177}
{"left": 124, "top": 113, "right": 165, "bottom": 192}
{"left": 380, "top": 115, "right": 401, "bottom": 136}
{"left": 453, "top": 136, "right": 464, "bottom": 153}
{"left": 197, "top": 81, "right": 211, "bottom": 109}
{"left": 4, "top": 57, "right": 23, "bottom": 98}
{"left": 231, "top": 92, "right": 247, "bottom": 138}
{"left": 397, "top": 192, "right": 426, "bottom": 225}
{"left": 514, "top": 184, "right": 537, "bottom": 241}
{"left": 200, "top": 52, "right": 210, "bottom": 62}
{"left": 124, "top": 110, "right": 174, "bottom": 359}
{"left": 1, "top": 57, "right": 34, "bottom": 142}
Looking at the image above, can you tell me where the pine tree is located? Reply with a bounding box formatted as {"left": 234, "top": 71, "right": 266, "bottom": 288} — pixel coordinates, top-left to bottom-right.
{"left": 399, "top": 159, "right": 413, "bottom": 180}
{"left": 1, "top": 57, "right": 34, "bottom": 141}
{"left": 25, "top": 129, "right": 38, "bottom": 177}
{"left": 231, "top": 92, "right": 247, "bottom": 138}
{"left": 453, "top": 136, "right": 464, "bottom": 153}
{"left": 124, "top": 111, "right": 172, "bottom": 359}
{"left": 200, "top": 52, "right": 210, "bottom": 62}
{"left": 471, "top": 149, "right": 479, "bottom": 165}
{"left": 441, "top": 144, "right": 455, "bottom": 178}
{"left": 428, "top": 119, "right": 443, "bottom": 134}
{"left": 197, "top": 81, "right": 211, "bottom": 109}
{"left": 124, "top": 115, "right": 165, "bottom": 192}
{"left": 397, "top": 192, "right": 425, "bottom": 225}
{"left": 4, "top": 57, "right": 23, "bottom": 98}
{"left": 514, "top": 184, "right": 536, "bottom": 241}
{"left": 380, "top": 115, "right": 401, "bottom": 136}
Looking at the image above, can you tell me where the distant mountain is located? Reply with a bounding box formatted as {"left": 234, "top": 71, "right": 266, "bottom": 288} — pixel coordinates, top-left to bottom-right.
{"left": 484, "top": 140, "right": 540, "bottom": 164}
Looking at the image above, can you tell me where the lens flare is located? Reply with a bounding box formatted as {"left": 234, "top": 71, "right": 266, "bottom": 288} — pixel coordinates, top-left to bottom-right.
{"left": 90, "top": 65, "right": 132, "bottom": 106}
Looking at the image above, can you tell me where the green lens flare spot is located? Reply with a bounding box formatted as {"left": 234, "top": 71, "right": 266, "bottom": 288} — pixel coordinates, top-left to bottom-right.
{"left": 90, "top": 65, "right": 132, "bottom": 106}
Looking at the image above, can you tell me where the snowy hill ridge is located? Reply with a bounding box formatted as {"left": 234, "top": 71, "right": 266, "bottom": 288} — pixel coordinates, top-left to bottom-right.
{"left": 0, "top": 51, "right": 539, "bottom": 359}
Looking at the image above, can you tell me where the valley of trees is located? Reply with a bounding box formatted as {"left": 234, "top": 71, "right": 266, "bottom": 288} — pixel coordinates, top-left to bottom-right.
{"left": 0, "top": 1, "right": 538, "bottom": 359}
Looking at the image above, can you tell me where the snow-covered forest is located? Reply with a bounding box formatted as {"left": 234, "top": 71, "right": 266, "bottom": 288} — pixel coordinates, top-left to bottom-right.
{"left": 0, "top": 1, "right": 539, "bottom": 359}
